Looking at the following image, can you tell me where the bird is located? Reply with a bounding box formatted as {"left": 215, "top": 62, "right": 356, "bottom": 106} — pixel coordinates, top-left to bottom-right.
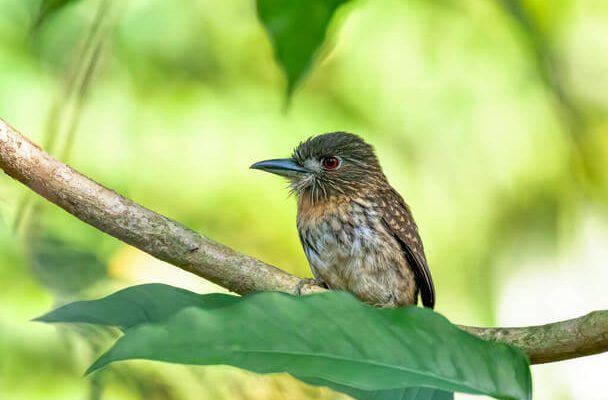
{"left": 250, "top": 132, "right": 435, "bottom": 308}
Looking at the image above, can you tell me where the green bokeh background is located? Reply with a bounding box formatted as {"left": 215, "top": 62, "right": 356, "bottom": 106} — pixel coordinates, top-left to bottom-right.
{"left": 1, "top": 0, "right": 607, "bottom": 399}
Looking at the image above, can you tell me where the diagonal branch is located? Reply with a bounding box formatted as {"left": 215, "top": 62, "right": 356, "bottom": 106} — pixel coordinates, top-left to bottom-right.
{"left": 1, "top": 118, "right": 606, "bottom": 365}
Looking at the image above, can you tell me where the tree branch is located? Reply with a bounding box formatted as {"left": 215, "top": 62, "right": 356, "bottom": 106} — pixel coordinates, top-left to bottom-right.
{"left": 461, "top": 311, "right": 608, "bottom": 364}
{"left": 1, "top": 118, "right": 606, "bottom": 365}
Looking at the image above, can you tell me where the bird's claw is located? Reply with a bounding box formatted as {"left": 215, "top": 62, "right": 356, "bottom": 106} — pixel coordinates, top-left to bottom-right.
{"left": 295, "top": 278, "right": 327, "bottom": 295}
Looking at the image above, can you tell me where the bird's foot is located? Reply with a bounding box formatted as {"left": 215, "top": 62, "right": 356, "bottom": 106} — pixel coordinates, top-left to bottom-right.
{"left": 295, "top": 278, "right": 327, "bottom": 296}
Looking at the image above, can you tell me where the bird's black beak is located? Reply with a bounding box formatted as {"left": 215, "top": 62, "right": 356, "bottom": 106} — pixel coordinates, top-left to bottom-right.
{"left": 250, "top": 158, "right": 308, "bottom": 178}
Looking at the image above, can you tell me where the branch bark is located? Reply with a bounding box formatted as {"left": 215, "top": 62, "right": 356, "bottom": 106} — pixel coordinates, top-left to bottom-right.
{"left": 1, "top": 118, "right": 606, "bottom": 365}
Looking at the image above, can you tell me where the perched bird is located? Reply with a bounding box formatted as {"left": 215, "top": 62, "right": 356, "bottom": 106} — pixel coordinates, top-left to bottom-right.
{"left": 251, "top": 132, "right": 435, "bottom": 308}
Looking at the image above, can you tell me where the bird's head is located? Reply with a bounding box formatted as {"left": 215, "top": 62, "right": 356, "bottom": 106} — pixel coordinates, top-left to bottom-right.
{"left": 251, "top": 132, "right": 385, "bottom": 202}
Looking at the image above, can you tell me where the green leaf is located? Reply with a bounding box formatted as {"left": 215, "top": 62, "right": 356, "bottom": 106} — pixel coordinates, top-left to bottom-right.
{"left": 36, "top": 283, "right": 238, "bottom": 329}
{"left": 37, "top": 285, "right": 450, "bottom": 400}
{"left": 256, "top": 0, "right": 350, "bottom": 98}
{"left": 303, "top": 378, "right": 453, "bottom": 400}
{"left": 38, "top": 285, "right": 531, "bottom": 400}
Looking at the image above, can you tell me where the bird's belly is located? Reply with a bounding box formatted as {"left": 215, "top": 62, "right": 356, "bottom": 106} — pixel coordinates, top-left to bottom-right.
{"left": 302, "top": 227, "right": 417, "bottom": 307}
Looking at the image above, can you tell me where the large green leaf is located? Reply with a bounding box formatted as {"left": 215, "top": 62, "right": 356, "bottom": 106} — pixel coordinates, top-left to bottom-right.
{"left": 304, "top": 378, "right": 453, "bottom": 400}
{"left": 36, "top": 283, "right": 237, "bottom": 329}
{"left": 38, "top": 284, "right": 531, "bottom": 400}
{"left": 38, "top": 284, "right": 448, "bottom": 400}
{"left": 256, "top": 0, "right": 350, "bottom": 98}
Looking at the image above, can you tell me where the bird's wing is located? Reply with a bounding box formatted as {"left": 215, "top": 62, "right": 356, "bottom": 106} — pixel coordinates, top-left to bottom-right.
{"left": 381, "top": 189, "right": 435, "bottom": 309}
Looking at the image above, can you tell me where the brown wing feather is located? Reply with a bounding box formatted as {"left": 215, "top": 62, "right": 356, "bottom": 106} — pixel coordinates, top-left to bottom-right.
{"left": 381, "top": 189, "right": 435, "bottom": 309}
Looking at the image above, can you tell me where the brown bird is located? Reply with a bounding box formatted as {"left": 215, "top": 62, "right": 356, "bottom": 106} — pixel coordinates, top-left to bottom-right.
{"left": 251, "top": 132, "right": 435, "bottom": 308}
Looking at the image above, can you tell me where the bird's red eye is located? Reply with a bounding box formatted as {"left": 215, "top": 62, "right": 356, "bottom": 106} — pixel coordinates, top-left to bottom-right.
{"left": 321, "top": 156, "right": 340, "bottom": 170}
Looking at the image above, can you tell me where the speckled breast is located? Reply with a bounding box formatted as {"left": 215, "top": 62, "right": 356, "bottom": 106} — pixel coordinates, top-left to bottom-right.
{"left": 297, "top": 195, "right": 417, "bottom": 307}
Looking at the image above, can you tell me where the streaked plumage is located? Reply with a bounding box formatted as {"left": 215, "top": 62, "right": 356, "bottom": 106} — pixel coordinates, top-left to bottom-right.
{"left": 251, "top": 132, "right": 435, "bottom": 308}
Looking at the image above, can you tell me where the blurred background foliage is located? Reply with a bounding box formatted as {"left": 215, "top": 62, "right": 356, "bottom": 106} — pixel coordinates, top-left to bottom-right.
{"left": 0, "top": 0, "right": 607, "bottom": 398}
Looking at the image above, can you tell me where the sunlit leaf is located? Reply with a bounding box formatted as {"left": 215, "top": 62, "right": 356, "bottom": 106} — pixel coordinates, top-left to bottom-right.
{"left": 256, "top": 0, "right": 350, "bottom": 98}
{"left": 38, "top": 284, "right": 531, "bottom": 400}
